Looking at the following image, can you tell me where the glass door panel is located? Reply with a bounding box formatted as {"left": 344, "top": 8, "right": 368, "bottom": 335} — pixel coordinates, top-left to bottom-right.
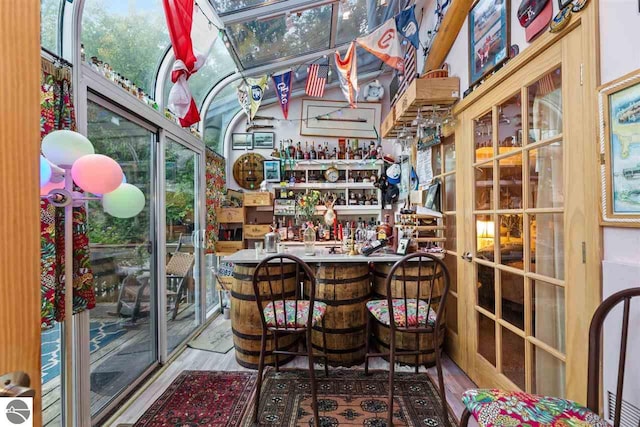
{"left": 165, "top": 139, "right": 202, "bottom": 353}
{"left": 86, "top": 100, "right": 157, "bottom": 416}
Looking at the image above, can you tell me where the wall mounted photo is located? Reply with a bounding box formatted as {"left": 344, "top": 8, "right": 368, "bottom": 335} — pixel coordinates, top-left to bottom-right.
{"left": 263, "top": 160, "right": 281, "bottom": 183}
{"left": 253, "top": 132, "right": 275, "bottom": 149}
{"left": 468, "top": 0, "right": 510, "bottom": 86}
{"left": 300, "top": 99, "right": 382, "bottom": 139}
{"left": 599, "top": 69, "right": 640, "bottom": 227}
{"left": 232, "top": 133, "right": 253, "bottom": 150}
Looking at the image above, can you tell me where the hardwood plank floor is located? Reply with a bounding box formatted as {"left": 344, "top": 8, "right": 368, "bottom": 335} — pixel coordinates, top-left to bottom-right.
{"left": 106, "top": 315, "right": 479, "bottom": 426}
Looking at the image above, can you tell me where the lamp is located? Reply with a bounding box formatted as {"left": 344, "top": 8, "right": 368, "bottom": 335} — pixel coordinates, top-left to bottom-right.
{"left": 476, "top": 219, "right": 495, "bottom": 250}
{"left": 40, "top": 130, "right": 146, "bottom": 427}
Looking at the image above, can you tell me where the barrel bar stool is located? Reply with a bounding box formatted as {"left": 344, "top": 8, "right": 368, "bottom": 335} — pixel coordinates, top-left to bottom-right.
{"left": 251, "top": 254, "right": 329, "bottom": 426}
{"left": 459, "top": 287, "right": 640, "bottom": 427}
{"left": 364, "top": 252, "right": 451, "bottom": 427}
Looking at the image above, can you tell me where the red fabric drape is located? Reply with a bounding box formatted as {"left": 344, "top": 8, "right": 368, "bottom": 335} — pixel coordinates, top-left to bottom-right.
{"left": 162, "top": 0, "right": 200, "bottom": 127}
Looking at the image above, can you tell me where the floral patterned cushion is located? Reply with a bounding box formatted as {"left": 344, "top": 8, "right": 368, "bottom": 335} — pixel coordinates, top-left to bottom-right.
{"left": 263, "top": 300, "right": 327, "bottom": 328}
{"left": 366, "top": 299, "right": 437, "bottom": 327}
{"left": 462, "top": 389, "right": 607, "bottom": 427}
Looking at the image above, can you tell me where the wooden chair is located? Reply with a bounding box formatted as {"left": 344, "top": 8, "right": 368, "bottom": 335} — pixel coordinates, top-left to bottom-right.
{"left": 459, "top": 287, "right": 640, "bottom": 427}
{"left": 252, "top": 254, "right": 329, "bottom": 426}
{"left": 165, "top": 251, "right": 195, "bottom": 320}
{"left": 364, "top": 252, "right": 451, "bottom": 427}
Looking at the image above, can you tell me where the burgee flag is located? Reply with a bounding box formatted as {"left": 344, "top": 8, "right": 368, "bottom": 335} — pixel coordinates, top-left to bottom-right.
{"left": 272, "top": 70, "right": 293, "bottom": 119}
{"left": 356, "top": 19, "right": 404, "bottom": 72}
{"left": 395, "top": 5, "right": 421, "bottom": 50}
{"left": 335, "top": 42, "right": 359, "bottom": 108}
{"left": 247, "top": 75, "right": 268, "bottom": 120}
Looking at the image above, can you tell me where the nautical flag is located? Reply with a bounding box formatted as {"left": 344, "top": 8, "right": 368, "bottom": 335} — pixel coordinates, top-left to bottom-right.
{"left": 395, "top": 5, "right": 420, "bottom": 50}
{"left": 305, "top": 64, "right": 328, "bottom": 98}
{"left": 356, "top": 19, "right": 404, "bottom": 72}
{"left": 236, "top": 83, "right": 251, "bottom": 119}
{"left": 272, "top": 70, "right": 293, "bottom": 119}
{"left": 335, "top": 42, "right": 359, "bottom": 108}
{"left": 247, "top": 75, "right": 268, "bottom": 120}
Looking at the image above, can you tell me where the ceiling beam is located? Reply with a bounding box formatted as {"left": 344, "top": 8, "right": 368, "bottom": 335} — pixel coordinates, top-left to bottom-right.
{"left": 219, "top": 0, "right": 339, "bottom": 25}
{"left": 423, "top": 0, "right": 474, "bottom": 73}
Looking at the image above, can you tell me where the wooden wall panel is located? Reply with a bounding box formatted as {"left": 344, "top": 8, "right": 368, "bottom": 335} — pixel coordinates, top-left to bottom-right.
{"left": 0, "top": 0, "right": 42, "bottom": 424}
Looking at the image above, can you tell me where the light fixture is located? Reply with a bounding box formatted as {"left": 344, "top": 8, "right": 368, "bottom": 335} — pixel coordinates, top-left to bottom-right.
{"left": 41, "top": 129, "right": 95, "bottom": 167}
{"left": 102, "top": 183, "right": 146, "bottom": 218}
{"left": 40, "top": 155, "right": 52, "bottom": 187}
{"left": 71, "top": 154, "right": 123, "bottom": 195}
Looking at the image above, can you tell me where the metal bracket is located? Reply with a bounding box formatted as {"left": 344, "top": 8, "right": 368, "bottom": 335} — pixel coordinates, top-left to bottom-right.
{"left": 0, "top": 371, "right": 35, "bottom": 398}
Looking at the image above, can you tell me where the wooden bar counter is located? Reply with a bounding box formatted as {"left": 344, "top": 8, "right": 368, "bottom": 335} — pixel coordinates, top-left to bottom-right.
{"left": 222, "top": 249, "right": 443, "bottom": 368}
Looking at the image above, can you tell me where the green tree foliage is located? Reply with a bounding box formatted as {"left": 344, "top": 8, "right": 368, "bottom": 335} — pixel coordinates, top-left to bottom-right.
{"left": 41, "top": 0, "right": 61, "bottom": 52}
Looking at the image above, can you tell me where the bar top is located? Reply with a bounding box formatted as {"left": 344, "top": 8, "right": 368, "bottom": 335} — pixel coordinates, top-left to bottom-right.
{"left": 222, "top": 248, "right": 444, "bottom": 264}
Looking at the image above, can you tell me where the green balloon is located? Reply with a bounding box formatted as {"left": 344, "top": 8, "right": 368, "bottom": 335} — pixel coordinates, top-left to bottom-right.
{"left": 102, "top": 183, "right": 145, "bottom": 218}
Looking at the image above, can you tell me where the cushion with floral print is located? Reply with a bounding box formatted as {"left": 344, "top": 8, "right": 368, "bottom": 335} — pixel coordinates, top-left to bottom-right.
{"left": 462, "top": 389, "right": 607, "bottom": 427}
{"left": 366, "top": 299, "right": 437, "bottom": 327}
{"left": 263, "top": 300, "right": 327, "bottom": 328}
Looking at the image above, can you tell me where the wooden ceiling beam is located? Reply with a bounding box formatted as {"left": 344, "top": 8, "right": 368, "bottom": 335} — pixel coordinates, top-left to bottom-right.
{"left": 423, "top": 0, "right": 475, "bottom": 73}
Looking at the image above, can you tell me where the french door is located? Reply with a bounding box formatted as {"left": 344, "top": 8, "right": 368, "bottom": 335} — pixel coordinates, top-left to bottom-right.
{"left": 455, "top": 28, "right": 593, "bottom": 400}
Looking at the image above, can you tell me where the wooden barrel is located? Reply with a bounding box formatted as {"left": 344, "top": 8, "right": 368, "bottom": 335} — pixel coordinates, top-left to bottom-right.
{"left": 305, "top": 263, "right": 371, "bottom": 366}
{"left": 370, "top": 262, "right": 446, "bottom": 366}
{"left": 231, "top": 263, "right": 299, "bottom": 369}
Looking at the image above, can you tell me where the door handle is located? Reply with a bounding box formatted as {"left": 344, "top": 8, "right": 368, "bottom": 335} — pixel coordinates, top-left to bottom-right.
{"left": 0, "top": 371, "right": 35, "bottom": 398}
{"left": 461, "top": 252, "right": 473, "bottom": 262}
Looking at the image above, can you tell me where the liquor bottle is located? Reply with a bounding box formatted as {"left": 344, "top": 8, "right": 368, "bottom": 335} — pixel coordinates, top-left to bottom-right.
{"left": 369, "top": 141, "right": 377, "bottom": 158}
{"left": 377, "top": 214, "right": 392, "bottom": 240}
{"left": 310, "top": 142, "right": 317, "bottom": 159}
{"left": 304, "top": 141, "right": 310, "bottom": 160}
{"left": 317, "top": 144, "right": 326, "bottom": 160}
{"left": 287, "top": 219, "right": 295, "bottom": 241}
{"left": 355, "top": 171, "right": 363, "bottom": 182}
{"left": 288, "top": 139, "right": 295, "bottom": 158}
{"left": 324, "top": 142, "right": 330, "bottom": 159}
{"left": 280, "top": 141, "right": 287, "bottom": 159}
{"left": 376, "top": 142, "right": 383, "bottom": 159}
{"left": 345, "top": 145, "right": 352, "bottom": 160}
{"left": 296, "top": 142, "right": 304, "bottom": 160}
{"left": 360, "top": 238, "right": 388, "bottom": 256}
{"left": 331, "top": 147, "right": 338, "bottom": 160}
{"left": 356, "top": 140, "right": 363, "bottom": 159}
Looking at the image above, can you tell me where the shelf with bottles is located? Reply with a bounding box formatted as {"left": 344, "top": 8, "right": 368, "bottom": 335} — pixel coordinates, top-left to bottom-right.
{"left": 273, "top": 137, "right": 385, "bottom": 165}
{"left": 396, "top": 213, "right": 446, "bottom": 249}
{"left": 272, "top": 216, "right": 388, "bottom": 245}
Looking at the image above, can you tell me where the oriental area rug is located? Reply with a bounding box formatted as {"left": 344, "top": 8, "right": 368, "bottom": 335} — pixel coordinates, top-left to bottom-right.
{"left": 245, "top": 369, "right": 456, "bottom": 427}
{"left": 132, "top": 371, "right": 256, "bottom": 426}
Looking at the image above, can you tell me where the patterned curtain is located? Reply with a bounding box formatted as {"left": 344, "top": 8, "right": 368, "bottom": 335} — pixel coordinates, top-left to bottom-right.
{"left": 205, "top": 147, "right": 226, "bottom": 253}
{"left": 41, "top": 59, "right": 95, "bottom": 329}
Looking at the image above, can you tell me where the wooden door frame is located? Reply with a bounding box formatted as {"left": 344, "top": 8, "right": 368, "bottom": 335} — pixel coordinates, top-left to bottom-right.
{"left": 0, "top": 1, "right": 43, "bottom": 425}
{"left": 449, "top": 2, "right": 601, "bottom": 405}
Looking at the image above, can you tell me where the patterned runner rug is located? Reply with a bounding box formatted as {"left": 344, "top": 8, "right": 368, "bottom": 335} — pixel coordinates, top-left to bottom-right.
{"left": 133, "top": 371, "right": 257, "bottom": 426}
{"left": 245, "top": 369, "right": 455, "bottom": 426}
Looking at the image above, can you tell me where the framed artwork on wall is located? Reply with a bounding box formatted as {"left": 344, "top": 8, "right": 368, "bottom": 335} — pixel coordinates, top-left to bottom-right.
{"left": 253, "top": 132, "right": 275, "bottom": 149}
{"left": 468, "top": 0, "right": 510, "bottom": 86}
{"left": 300, "top": 99, "right": 382, "bottom": 138}
{"left": 598, "top": 69, "right": 640, "bottom": 227}
{"left": 232, "top": 133, "right": 253, "bottom": 150}
{"left": 263, "top": 160, "right": 281, "bottom": 183}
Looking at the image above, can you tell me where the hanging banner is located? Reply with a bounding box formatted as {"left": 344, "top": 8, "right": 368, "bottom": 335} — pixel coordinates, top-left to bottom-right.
{"left": 335, "top": 42, "right": 359, "bottom": 108}
{"left": 356, "top": 19, "right": 404, "bottom": 72}
{"left": 395, "top": 5, "right": 421, "bottom": 50}
{"left": 247, "top": 75, "right": 268, "bottom": 120}
{"left": 272, "top": 70, "right": 293, "bottom": 119}
{"left": 236, "top": 83, "right": 251, "bottom": 120}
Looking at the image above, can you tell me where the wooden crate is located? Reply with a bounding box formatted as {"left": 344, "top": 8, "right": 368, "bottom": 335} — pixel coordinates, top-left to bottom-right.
{"left": 214, "top": 240, "right": 244, "bottom": 254}
{"left": 244, "top": 192, "right": 272, "bottom": 207}
{"left": 244, "top": 224, "right": 271, "bottom": 239}
{"left": 381, "top": 106, "right": 396, "bottom": 138}
{"left": 216, "top": 207, "right": 244, "bottom": 223}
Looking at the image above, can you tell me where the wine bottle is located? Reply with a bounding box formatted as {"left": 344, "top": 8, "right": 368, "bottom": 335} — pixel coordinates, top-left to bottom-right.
{"left": 310, "top": 142, "right": 317, "bottom": 159}
{"left": 296, "top": 141, "right": 304, "bottom": 160}
{"left": 304, "top": 141, "right": 310, "bottom": 160}
{"left": 317, "top": 144, "right": 326, "bottom": 160}
{"left": 360, "top": 238, "right": 388, "bottom": 256}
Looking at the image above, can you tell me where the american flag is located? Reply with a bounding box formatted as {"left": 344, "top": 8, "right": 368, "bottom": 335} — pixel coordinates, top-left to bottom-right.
{"left": 305, "top": 64, "right": 329, "bottom": 98}
{"left": 392, "top": 45, "right": 417, "bottom": 107}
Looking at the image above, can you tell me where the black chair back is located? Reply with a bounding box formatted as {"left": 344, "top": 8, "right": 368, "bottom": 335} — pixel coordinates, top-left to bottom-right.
{"left": 587, "top": 287, "right": 640, "bottom": 427}
{"left": 384, "top": 253, "right": 451, "bottom": 332}
{"left": 252, "top": 254, "right": 317, "bottom": 332}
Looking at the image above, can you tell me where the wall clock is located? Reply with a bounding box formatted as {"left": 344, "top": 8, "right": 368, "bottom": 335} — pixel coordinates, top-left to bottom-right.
{"left": 233, "top": 153, "right": 265, "bottom": 190}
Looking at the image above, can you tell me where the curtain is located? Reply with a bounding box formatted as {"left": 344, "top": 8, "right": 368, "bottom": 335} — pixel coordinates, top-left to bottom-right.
{"left": 533, "top": 80, "right": 565, "bottom": 396}
{"left": 40, "top": 59, "right": 95, "bottom": 329}
{"left": 205, "top": 148, "right": 226, "bottom": 253}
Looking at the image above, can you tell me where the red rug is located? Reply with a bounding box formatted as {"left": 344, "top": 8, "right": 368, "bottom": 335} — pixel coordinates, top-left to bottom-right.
{"left": 133, "top": 371, "right": 257, "bottom": 426}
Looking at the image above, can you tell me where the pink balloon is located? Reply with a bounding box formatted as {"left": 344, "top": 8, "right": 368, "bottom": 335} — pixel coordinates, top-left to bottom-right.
{"left": 71, "top": 154, "right": 123, "bottom": 195}
{"left": 40, "top": 180, "right": 65, "bottom": 196}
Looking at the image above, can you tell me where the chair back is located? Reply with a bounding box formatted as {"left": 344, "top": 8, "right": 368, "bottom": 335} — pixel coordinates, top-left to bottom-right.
{"left": 587, "top": 287, "right": 640, "bottom": 426}
{"left": 166, "top": 252, "right": 195, "bottom": 277}
{"left": 252, "top": 254, "right": 317, "bottom": 331}
{"left": 384, "top": 253, "right": 451, "bottom": 332}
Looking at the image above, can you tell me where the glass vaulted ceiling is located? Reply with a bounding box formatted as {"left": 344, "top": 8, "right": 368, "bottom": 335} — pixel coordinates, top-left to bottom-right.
{"left": 210, "top": 0, "right": 289, "bottom": 15}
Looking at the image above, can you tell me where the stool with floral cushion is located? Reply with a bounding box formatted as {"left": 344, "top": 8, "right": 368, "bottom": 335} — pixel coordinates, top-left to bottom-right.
{"left": 251, "top": 254, "right": 329, "bottom": 427}
{"left": 364, "top": 253, "right": 452, "bottom": 427}
{"left": 459, "top": 287, "right": 640, "bottom": 427}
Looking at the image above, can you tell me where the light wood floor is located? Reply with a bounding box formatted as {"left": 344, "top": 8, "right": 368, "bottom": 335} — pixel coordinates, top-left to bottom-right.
{"left": 106, "top": 315, "right": 479, "bottom": 426}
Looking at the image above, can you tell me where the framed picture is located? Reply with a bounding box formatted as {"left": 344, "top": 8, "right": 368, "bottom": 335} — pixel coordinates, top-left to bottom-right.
{"left": 425, "top": 180, "right": 441, "bottom": 212}
{"left": 253, "top": 132, "right": 275, "bottom": 149}
{"left": 396, "top": 238, "right": 410, "bottom": 255}
{"left": 300, "top": 99, "right": 382, "bottom": 138}
{"left": 598, "top": 69, "right": 640, "bottom": 227}
{"left": 468, "top": 0, "right": 510, "bottom": 86}
{"left": 263, "top": 159, "right": 282, "bottom": 183}
{"left": 232, "top": 133, "right": 253, "bottom": 150}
